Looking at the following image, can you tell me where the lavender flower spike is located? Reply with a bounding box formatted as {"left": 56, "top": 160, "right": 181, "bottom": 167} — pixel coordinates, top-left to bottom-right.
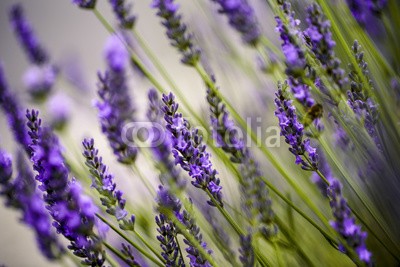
{"left": 9, "top": 4, "right": 48, "bottom": 65}
{"left": 305, "top": 3, "right": 347, "bottom": 90}
{"left": 207, "top": 85, "right": 277, "bottom": 238}
{"left": 157, "top": 186, "right": 212, "bottom": 266}
{"left": 152, "top": 0, "right": 200, "bottom": 65}
{"left": 274, "top": 83, "right": 318, "bottom": 170}
{"left": 147, "top": 89, "right": 186, "bottom": 191}
{"left": 109, "top": 0, "right": 136, "bottom": 29}
{"left": 327, "top": 178, "right": 373, "bottom": 265}
{"left": 82, "top": 138, "right": 135, "bottom": 231}
{"left": 210, "top": 0, "right": 261, "bottom": 45}
{"left": 0, "top": 150, "right": 64, "bottom": 259}
{"left": 275, "top": 3, "right": 315, "bottom": 108}
{"left": 162, "top": 92, "right": 223, "bottom": 207}
{"left": 26, "top": 110, "right": 105, "bottom": 266}
{"left": 0, "top": 64, "right": 30, "bottom": 151}
{"left": 72, "top": 0, "right": 97, "bottom": 9}
{"left": 155, "top": 213, "right": 185, "bottom": 267}
{"left": 96, "top": 35, "right": 138, "bottom": 164}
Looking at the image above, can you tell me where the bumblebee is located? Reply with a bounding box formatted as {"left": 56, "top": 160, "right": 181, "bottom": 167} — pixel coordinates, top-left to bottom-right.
{"left": 303, "top": 103, "right": 323, "bottom": 127}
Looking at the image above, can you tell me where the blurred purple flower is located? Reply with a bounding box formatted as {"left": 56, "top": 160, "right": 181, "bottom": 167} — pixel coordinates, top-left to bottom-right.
{"left": 210, "top": 0, "right": 261, "bottom": 45}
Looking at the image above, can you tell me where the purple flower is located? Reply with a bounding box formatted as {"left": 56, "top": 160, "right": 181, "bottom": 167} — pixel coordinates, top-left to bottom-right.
{"left": 9, "top": 4, "right": 49, "bottom": 65}
{"left": 155, "top": 213, "right": 185, "bottom": 267}
{"left": 0, "top": 64, "right": 30, "bottom": 152}
{"left": 366, "top": 0, "right": 387, "bottom": 15}
{"left": 347, "top": 41, "right": 380, "bottom": 150}
{"left": 147, "top": 89, "right": 186, "bottom": 191}
{"left": 162, "top": 92, "right": 223, "bottom": 207}
{"left": 96, "top": 35, "right": 138, "bottom": 164}
{"left": 26, "top": 110, "right": 105, "bottom": 265}
{"left": 0, "top": 149, "right": 64, "bottom": 259}
{"left": 104, "top": 35, "right": 129, "bottom": 73}
{"left": 109, "top": 0, "right": 136, "bottom": 29}
{"left": 210, "top": 0, "right": 261, "bottom": 45}
{"left": 207, "top": 85, "right": 277, "bottom": 237}
{"left": 72, "top": 0, "right": 97, "bottom": 9}
{"left": 239, "top": 234, "right": 254, "bottom": 267}
{"left": 304, "top": 4, "right": 347, "bottom": 90}
{"left": 82, "top": 138, "right": 135, "bottom": 231}
{"left": 275, "top": 3, "right": 315, "bottom": 108}
{"left": 327, "top": 178, "right": 373, "bottom": 265}
{"left": 23, "top": 64, "right": 57, "bottom": 101}
{"left": 156, "top": 186, "right": 212, "bottom": 266}
{"left": 274, "top": 84, "right": 318, "bottom": 170}
{"left": 346, "top": 0, "right": 368, "bottom": 25}
{"left": 47, "top": 93, "right": 72, "bottom": 130}
{"left": 152, "top": 0, "right": 200, "bottom": 65}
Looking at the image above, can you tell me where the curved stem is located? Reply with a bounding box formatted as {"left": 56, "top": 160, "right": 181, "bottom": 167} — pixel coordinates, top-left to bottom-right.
{"left": 96, "top": 213, "right": 165, "bottom": 267}
{"left": 103, "top": 241, "right": 126, "bottom": 267}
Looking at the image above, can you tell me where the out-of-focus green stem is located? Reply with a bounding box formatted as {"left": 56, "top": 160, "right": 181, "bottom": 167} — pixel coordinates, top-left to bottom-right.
{"left": 96, "top": 213, "right": 165, "bottom": 267}
{"left": 103, "top": 241, "right": 128, "bottom": 267}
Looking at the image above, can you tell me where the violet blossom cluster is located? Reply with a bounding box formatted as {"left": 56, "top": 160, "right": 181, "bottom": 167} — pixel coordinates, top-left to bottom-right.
{"left": 347, "top": 41, "right": 379, "bottom": 149}
{"left": 239, "top": 234, "right": 254, "bottom": 267}
{"left": 327, "top": 178, "right": 372, "bottom": 265}
{"left": 82, "top": 138, "right": 135, "bottom": 231}
{"left": 0, "top": 65, "right": 30, "bottom": 151}
{"left": 96, "top": 35, "right": 138, "bottom": 164}
{"left": 210, "top": 0, "right": 261, "bottom": 45}
{"left": 72, "top": 0, "right": 97, "bottom": 9}
{"left": 0, "top": 150, "right": 63, "bottom": 259}
{"left": 207, "top": 86, "right": 277, "bottom": 238}
{"left": 155, "top": 213, "right": 185, "bottom": 267}
{"left": 109, "top": 0, "right": 136, "bottom": 29}
{"left": 156, "top": 186, "right": 212, "bottom": 267}
{"left": 26, "top": 110, "right": 105, "bottom": 266}
{"left": 152, "top": 0, "right": 200, "bottom": 65}
{"left": 275, "top": 3, "right": 315, "bottom": 109}
{"left": 162, "top": 92, "right": 223, "bottom": 207}
{"left": 274, "top": 84, "right": 318, "bottom": 170}
{"left": 147, "top": 89, "right": 186, "bottom": 191}
{"left": 9, "top": 4, "right": 56, "bottom": 100}
{"left": 305, "top": 3, "right": 347, "bottom": 90}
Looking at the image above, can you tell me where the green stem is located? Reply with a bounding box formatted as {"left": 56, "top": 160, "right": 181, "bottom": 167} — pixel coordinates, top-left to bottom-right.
{"left": 102, "top": 242, "right": 124, "bottom": 267}
{"left": 262, "top": 177, "right": 338, "bottom": 246}
{"left": 96, "top": 213, "right": 165, "bottom": 267}
{"left": 134, "top": 230, "right": 165, "bottom": 264}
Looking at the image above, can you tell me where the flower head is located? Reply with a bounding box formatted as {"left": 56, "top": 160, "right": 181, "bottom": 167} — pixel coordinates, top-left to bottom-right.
{"left": 26, "top": 110, "right": 105, "bottom": 265}
{"left": 96, "top": 35, "right": 138, "bottom": 164}
{"left": 9, "top": 4, "right": 49, "bottom": 65}
{"left": 211, "top": 0, "right": 261, "bottom": 45}
{"left": 162, "top": 92, "right": 223, "bottom": 206}
{"left": 109, "top": 0, "right": 136, "bottom": 29}
{"left": 152, "top": 0, "right": 200, "bottom": 65}
{"left": 0, "top": 64, "right": 30, "bottom": 151}
{"left": 274, "top": 83, "right": 318, "bottom": 170}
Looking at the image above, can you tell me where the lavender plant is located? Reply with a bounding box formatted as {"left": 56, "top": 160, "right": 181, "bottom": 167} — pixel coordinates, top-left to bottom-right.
{"left": 1, "top": 0, "right": 400, "bottom": 266}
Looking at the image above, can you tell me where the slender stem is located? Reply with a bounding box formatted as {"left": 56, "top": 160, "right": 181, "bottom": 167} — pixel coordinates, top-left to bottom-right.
{"left": 96, "top": 213, "right": 165, "bottom": 267}
{"left": 261, "top": 177, "right": 338, "bottom": 246}
{"left": 130, "top": 165, "right": 156, "bottom": 196}
{"left": 134, "top": 230, "right": 165, "bottom": 264}
{"left": 102, "top": 242, "right": 122, "bottom": 267}
{"left": 103, "top": 241, "right": 131, "bottom": 267}
{"left": 205, "top": 189, "right": 244, "bottom": 236}
{"left": 273, "top": 241, "right": 284, "bottom": 267}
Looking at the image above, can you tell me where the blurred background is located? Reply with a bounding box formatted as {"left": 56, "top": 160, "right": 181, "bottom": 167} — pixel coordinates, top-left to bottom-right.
{"left": 1, "top": 0, "right": 376, "bottom": 266}
{"left": 0, "top": 1, "right": 276, "bottom": 266}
